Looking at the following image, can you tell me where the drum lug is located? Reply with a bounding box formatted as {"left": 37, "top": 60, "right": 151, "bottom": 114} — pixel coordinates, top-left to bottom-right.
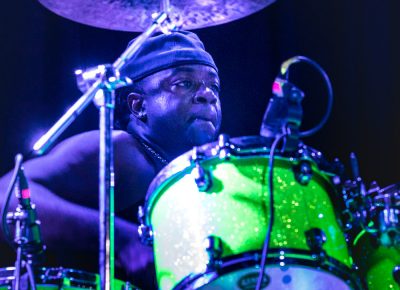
{"left": 137, "top": 206, "right": 153, "bottom": 246}
{"left": 203, "top": 235, "right": 223, "bottom": 270}
{"left": 192, "top": 163, "right": 212, "bottom": 192}
{"left": 305, "top": 228, "right": 327, "bottom": 260}
{"left": 294, "top": 160, "right": 313, "bottom": 185}
{"left": 217, "top": 134, "right": 231, "bottom": 159}
{"left": 191, "top": 147, "right": 213, "bottom": 192}
{"left": 138, "top": 224, "right": 153, "bottom": 246}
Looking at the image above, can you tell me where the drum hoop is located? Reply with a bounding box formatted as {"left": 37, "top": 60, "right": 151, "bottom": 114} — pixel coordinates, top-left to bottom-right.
{"left": 173, "top": 249, "right": 363, "bottom": 290}
{"left": 0, "top": 267, "right": 138, "bottom": 289}
{"left": 143, "top": 137, "right": 338, "bottom": 226}
{"left": 0, "top": 267, "right": 97, "bottom": 287}
{"left": 146, "top": 136, "right": 276, "bottom": 197}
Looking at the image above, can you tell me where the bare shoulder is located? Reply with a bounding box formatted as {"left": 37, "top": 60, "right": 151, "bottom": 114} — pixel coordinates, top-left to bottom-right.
{"left": 112, "top": 130, "right": 156, "bottom": 175}
{"left": 18, "top": 130, "right": 157, "bottom": 210}
{"left": 112, "top": 131, "right": 159, "bottom": 210}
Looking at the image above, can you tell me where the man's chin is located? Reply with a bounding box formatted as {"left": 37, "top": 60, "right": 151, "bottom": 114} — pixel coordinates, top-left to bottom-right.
{"left": 186, "top": 121, "right": 218, "bottom": 147}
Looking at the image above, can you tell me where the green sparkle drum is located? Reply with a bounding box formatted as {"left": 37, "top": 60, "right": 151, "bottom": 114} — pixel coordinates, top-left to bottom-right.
{"left": 141, "top": 136, "right": 361, "bottom": 290}
{"left": 0, "top": 267, "right": 139, "bottom": 290}
{"left": 353, "top": 231, "right": 400, "bottom": 289}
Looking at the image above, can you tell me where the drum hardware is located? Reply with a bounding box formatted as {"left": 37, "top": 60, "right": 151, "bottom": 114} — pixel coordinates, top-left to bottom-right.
{"left": 75, "top": 65, "right": 129, "bottom": 97}
{"left": 346, "top": 181, "right": 400, "bottom": 289}
{"left": 1, "top": 154, "right": 46, "bottom": 290}
{"left": 191, "top": 147, "right": 212, "bottom": 192}
{"left": 374, "top": 192, "right": 399, "bottom": 247}
{"left": 39, "top": 267, "right": 97, "bottom": 288}
{"left": 137, "top": 206, "right": 153, "bottom": 246}
{"left": 353, "top": 182, "right": 400, "bottom": 247}
{"left": 260, "top": 77, "right": 304, "bottom": 152}
{"left": 173, "top": 249, "right": 361, "bottom": 290}
{"left": 191, "top": 163, "right": 212, "bottom": 193}
{"left": 341, "top": 152, "right": 371, "bottom": 231}
{"left": 293, "top": 149, "right": 314, "bottom": 185}
{"left": 123, "top": 281, "right": 135, "bottom": 290}
{"left": 203, "top": 236, "right": 223, "bottom": 271}
{"left": 217, "top": 134, "right": 232, "bottom": 160}
{"left": 0, "top": 267, "right": 140, "bottom": 290}
{"left": 305, "top": 228, "right": 327, "bottom": 261}
{"left": 394, "top": 266, "right": 400, "bottom": 285}
{"left": 341, "top": 180, "right": 367, "bottom": 231}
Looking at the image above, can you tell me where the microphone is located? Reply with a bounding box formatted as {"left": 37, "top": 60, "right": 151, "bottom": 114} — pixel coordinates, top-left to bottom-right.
{"left": 260, "top": 76, "right": 304, "bottom": 150}
{"left": 14, "top": 167, "right": 45, "bottom": 257}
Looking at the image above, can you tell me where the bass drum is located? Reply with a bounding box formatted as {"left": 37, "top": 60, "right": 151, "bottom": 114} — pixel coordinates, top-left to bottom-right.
{"left": 0, "top": 267, "right": 139, "bottom": 290}
{"left": 141, "top": 136, "right": 362, "bottom": 290}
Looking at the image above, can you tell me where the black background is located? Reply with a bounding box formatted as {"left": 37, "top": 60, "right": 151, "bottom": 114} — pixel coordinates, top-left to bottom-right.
{"left": 1, "top": 0, "right": 400, "bottom": 188}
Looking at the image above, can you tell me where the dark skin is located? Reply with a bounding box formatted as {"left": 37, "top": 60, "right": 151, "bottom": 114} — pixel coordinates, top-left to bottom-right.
{"left": 0, "top": 64, "right": 221, "bottom": 289}
{"left": 129, "top": 65, "right": 222, "bottom": 158}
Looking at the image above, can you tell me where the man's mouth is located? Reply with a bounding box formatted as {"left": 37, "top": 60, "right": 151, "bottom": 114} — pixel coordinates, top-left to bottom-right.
{"left": 190, "top": 112, "right": 217, "bottom": 126}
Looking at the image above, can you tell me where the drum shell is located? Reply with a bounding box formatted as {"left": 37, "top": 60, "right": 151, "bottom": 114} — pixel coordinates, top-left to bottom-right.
{"left": 352, "top": 231, "right": 400, "bottom": 290}
{"left": 145, "top": 149, "right": 354, "bottom": 289}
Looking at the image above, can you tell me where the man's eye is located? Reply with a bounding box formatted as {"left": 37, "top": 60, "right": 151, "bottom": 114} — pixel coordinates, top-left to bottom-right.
{"left": 173, "top": 80, "right": 193, "bottom": 89}
{"left": 211, "top": 83, "right": 221, "bottom": 93}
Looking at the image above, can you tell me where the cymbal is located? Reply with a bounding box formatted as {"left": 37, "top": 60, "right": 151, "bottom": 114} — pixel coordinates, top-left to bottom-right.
{"left": 37, "top": 0, "right": 276, "bottom": 32}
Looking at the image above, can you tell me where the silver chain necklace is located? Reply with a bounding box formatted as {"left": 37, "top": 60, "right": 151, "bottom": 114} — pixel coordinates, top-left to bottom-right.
{"left": 139, "top": 140, "right": 169, "bottom": 166}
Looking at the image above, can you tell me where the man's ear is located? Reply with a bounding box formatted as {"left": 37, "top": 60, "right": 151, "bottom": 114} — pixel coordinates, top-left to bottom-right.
{"left": 127, "top": 93, "right": 146, "bottom": 121}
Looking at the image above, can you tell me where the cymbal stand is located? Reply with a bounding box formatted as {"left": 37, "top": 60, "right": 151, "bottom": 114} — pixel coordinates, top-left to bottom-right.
{"left": 32, "top": 2, "right": 178, "bottom": 289}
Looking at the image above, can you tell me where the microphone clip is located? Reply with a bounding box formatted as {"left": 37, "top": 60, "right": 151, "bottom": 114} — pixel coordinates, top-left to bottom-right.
{"left": 260, "top": 77, "right": 305, "bottom": 152}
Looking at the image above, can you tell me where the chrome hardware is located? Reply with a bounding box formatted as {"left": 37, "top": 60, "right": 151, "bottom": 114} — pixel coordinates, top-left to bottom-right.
{"left": 375, "top": 193, "right": 399, "bottom": 246}
{"left": 192, "top": 163, "right": 212, "bottom": 192}
{"left": 137, "top": 206, "right": 153, "bottom": 246}
{"left": 124, "top": 281, "right": 140, "bottom": 290}
{"left": 203, "top": 235, "right": 223, "bottom": 270}
{"left": 217, "top": 134, "right": 231, "bottom": 159}
{"left": 191, "top": 146, "right": 204, "bottom": 162}
{"left": 393, "top": 266, "right": 400, "bottom": 285}
{"left": 294, "top": 160, "right": 312, "bottom": 185}
{"left": 305, "top": 228, "right": 327, "bottom": 260}
{"left": 191, "top": 147, "right": 212, "bottom": 192}
{"left": 75, "top": 64, "right": 128, "bottom": 94}
{"left": 294, "top": 148, "right": 313, "bottom": 185}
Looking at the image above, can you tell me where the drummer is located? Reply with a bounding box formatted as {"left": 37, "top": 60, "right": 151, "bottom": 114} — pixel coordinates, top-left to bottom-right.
{"left": 0, "top": 30, "right": 221, "bottom": 289}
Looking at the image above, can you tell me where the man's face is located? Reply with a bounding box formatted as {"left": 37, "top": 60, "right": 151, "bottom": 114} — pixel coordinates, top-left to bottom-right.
{"left": 141, "top": 64, "right": 222, "bottom": 156}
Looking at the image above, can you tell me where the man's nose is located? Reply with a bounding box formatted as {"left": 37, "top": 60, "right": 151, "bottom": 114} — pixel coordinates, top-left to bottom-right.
{"left": 193, "top": 83, "right": 218, "bottom": 105}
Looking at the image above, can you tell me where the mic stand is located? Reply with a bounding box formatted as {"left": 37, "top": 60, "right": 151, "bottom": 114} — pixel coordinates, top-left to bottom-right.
{"left": 7, "top": 190, "right": 43, "bottom": 290}
{"left": 30, "top": 3, "right": 176, "bottom": 290}
{"left": 7, "top": 207, "right": 38, "bottom": 290}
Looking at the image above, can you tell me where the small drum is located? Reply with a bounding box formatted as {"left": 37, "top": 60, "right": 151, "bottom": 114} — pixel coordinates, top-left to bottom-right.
{"left": 0, "top": 267, "right": 138, "bottom": 290}
{"left": 350, "top": 183, "right": 400, "bottom": 289}
{"left": 140, "top": 136, "right": 361, "bottom": 290}
{"left": 353, "top": 231, "right": 400, "bottom": 290}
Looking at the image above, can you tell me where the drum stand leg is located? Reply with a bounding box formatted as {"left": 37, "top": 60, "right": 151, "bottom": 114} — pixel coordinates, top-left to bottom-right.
{"left": 9, "top": 214, "right": 38, "bottom": 290}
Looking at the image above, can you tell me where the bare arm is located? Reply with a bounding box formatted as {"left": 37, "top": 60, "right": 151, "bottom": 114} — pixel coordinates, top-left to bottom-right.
{"left": 0, "top": 130, "right": 157, "bottom": 288}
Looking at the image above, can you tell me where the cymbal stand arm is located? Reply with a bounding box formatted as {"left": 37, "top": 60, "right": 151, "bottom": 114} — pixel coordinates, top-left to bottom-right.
{"left": 32, "top": 11, "right": 169, "bottom": 157}
{"left": 113, "top": 12, "right": 168, "bottom": 71}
